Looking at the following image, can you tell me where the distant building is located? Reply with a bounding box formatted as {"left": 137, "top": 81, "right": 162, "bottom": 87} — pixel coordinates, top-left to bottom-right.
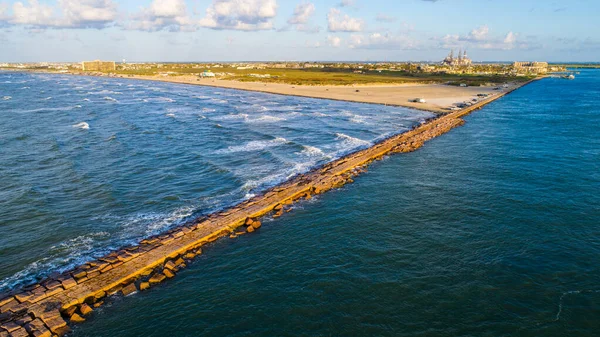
{"left": 200, "top": 70, "right": 216, "bottom": 78}
{"left": 442, "top": 49, "right": 472, "bottom": 67}
{"left": 513, "top": 61, "right": 548, "bottom": 74}
{"left": 81, "top": 60, "right": 116, "bottom": 72}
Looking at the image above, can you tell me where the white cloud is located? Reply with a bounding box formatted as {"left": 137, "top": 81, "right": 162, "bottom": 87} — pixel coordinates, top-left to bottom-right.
{"left": 58, "top": 0, "right": 117, "bottom": 28}
{"left": 11, "top": 0, "right": 55, "bottom": 26}
{"left": 327, "top": 35, "right": 341, "bottom": 47}
{"left": 327, "top": 8, "right": 363, "bottom": 32}
{"left": 468, "top": 25, "right": 489, "bottom": 41}
{"left": 438, "top": 27, "right": 532, "bottom": 51}
{"left": 349, "top": 32, "right": 418, "bottom": 49}
{"left": 127, "top": 0, "right": 194, "bottom": 32}
{"left": 504, "top": 31, "right": 516, "bottom": 44}
{"left": 199, "top": 0, "right": 278, "bottom": 31}
{"left": 149, "top": 0, "right": 186, "bottom": 18}
{"left": 5, "top": 0, "right": 117, "bottom": 29}
{"left": 288, "top": 2, "right": 314, "bottom": 25}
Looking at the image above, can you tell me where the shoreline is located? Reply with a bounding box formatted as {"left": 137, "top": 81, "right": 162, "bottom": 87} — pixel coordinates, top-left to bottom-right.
{"left": 0, "top": 74, "right": 542, "bottom": 337}
{"left": 106, "top": 74, "right": 526, "bottom": 114}
{"left": 2, "top": 69, "right": 527, "bottom": 114}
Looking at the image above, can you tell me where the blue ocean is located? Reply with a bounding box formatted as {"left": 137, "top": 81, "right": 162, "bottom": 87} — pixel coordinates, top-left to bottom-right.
{"left": 1, "top": 70, "right": 598, "bottom": 336}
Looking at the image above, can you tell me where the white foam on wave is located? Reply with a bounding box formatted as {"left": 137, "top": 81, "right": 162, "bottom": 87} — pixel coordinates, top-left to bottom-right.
{"left": 120, "top": 206, "right": 196, "bottom": 236}
{"left": 83, "top": 98, "right": 91, "bottom": 102}
{"left": 218, "top": 113, "right": 248, "bottom": 121}
{"left": 349, "top": 114, "right": 368, "bottom": 124}
{"left": 0, "top": 231, "right": 110, "bottom": 291}
{"left": 20, "top": 86, "right": 30, "bottom": 90}
{"left": 43, "top": 97, "right": 52, "bottom": 100}
{"left": 333, "top": 133, "right": 371, "bottom": 155}
{"left": 202, "top": 107, "right": 216, "bottom": 112}
{"left": 72, "top": 122, "right": 90, "bottom": 129}
{"left": 2, "top": 96, "right": 11, "bottom": 101}
{"left": 216, "top": 137, "right": 288, "bottom": 154}
{"left": 248, "top": 115, "right": 285, "bottom": 123}
{"left": 298, "top": 145, "right": 332, "bottom": 160}
{"left": 166, "top": 113, "right": 176, "bottom": 118}
{"left": 241, "top": 174, "right": 279, "bottom": 191}
{"left": 103, "top": 96, "right": 117, "bottom": 102}
{"left": 87, "top": 90, "right": 122, "bottom": 95}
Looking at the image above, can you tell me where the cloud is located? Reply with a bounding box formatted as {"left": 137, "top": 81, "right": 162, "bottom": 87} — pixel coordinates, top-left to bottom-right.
{"left": 11, "top": 0, "right": 55, "bottom": 26}
{"left": 283, "top": 1, "right": 319, "bottom": 33}
{"left": 198, "top": 0, "right": 278, "bottom": 31}
{"left": 288, "top": 1, "right": 314, "bottom": 25}
{"left": 327, "top": 8, "right": 363, "bottom": 32}
{"left": 438, "top": 26, "right": 536, "bottom": 51}
{"left": 349, "top": 32, "right": 418, "bottom": 50}
{"left": 58, "top": 0, "right": 117, "bottom": 28}
{"left": 127, "top": 0, "right": 194, "bottom": 32}
{"left": 375, "top": 13, "right": 396, "bottom": 23}
{"left": 503, "top": 31, "right": 516, "bottom": 44}
{"left": 337, "top": 0, "right": 354, "bottom": 7}
{"left": 327, "top": 35, "right": 341, "bottom": 47}
{"left": 467, "top": 25, "right": 489, "bottom": 41}
{"left": 3, "top": 0, "right": 117, "bottom": 29}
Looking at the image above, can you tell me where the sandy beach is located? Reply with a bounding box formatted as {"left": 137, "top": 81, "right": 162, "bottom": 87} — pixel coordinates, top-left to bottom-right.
{"left": 125, "top": 74, "right": 519, "bottom": 113}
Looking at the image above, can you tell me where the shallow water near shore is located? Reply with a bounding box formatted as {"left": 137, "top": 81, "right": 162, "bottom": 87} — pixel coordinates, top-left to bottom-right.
{"left": 3, "top": 70, "right": 600, "bottom": 336}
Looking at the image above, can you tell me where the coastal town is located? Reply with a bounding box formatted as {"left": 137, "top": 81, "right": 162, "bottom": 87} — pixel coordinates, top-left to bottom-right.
{"left": 0, "top": 51, "right": 565, "bottom": 79}
{"left": 0, "top": 52, "right": 571, "bottom": 115}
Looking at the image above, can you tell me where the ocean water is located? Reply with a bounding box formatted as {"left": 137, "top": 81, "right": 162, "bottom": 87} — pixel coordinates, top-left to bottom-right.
{"left": 0, "top": 72, "right": 432, "bottom": 291}
{"left": 2, "top": 70, "right": 599, "bottom": 337}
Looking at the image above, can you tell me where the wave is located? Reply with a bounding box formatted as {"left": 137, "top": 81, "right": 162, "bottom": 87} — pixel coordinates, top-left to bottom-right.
{"left": 299, "top": 145, "right": 327, "bottom": 158}
{"left": 349, "top": 114, "right": 368, "bottom": 124}
{"left": 334, "top": 133, "right": 371, "bottom": 155}
{"left": 43, "top": 97, "right": 52, "bottom": 100}
{"left": 166, "top": 113, "right": 176, "bottom": 118}
{"left": 2, "top": 96, "right": 11, "bottom": 100}
{"left": 103, "top": 96, "right": 117, "bottom": 102}
{"left": 215, "top": 137, "right": 288, "bottom": 154}
{"left": 73, "top": 122, "right": 90, "bottom": 129}
{"left": 218, "top": 113, "right": 248, "bottom": 121}
{"left": 87, "top": 90, "right": 122, "bottom": 95}
{"left": 0, "top": 232, "right": 111, "bottom": 291}
{"left": 248, "top": 115, "right": 285, "bottom": 123}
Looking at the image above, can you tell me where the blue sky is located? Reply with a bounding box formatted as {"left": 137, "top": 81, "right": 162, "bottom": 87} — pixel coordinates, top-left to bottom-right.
{"left": 0, "top": 0, "right": 597, "bottom": 62}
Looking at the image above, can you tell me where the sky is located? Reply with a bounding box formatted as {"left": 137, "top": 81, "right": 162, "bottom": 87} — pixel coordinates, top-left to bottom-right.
{"left": 0, "top": 0, "right": 597, "bottom": 62}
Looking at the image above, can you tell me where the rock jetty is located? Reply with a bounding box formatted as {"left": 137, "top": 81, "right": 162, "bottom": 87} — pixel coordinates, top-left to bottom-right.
{"left": 0, "top": 78, "right": 540, "bottom": 337}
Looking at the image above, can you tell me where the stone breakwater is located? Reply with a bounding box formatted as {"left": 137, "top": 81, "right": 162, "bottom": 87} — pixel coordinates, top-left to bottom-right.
{"left": 0, "top": 79, "right": 540, "bottom": 337}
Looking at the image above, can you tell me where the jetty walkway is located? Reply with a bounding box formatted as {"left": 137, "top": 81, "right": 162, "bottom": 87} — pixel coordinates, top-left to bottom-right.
{"left": 0, "top": 79, "right": 540, "bottom": 337}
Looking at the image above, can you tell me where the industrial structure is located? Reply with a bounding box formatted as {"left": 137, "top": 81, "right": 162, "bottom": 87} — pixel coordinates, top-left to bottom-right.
{"left": 442, "top": 49, "right": 472, "bottom": 67}
{"left": 81, "top": 60, "right": 116, "bottom": 72}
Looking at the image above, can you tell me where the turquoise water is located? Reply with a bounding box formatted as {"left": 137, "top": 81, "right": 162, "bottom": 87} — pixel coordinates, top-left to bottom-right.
{"left": 2, "top": 70, "right": 600, "bottom": 336}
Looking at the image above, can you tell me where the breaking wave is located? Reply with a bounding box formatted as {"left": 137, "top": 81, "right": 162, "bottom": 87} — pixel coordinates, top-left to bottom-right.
{"left": 215, "top": 137, "right": 288, "bottom": 154}
{"left": 73, "top": 122, "right": 90, "bottom": 129}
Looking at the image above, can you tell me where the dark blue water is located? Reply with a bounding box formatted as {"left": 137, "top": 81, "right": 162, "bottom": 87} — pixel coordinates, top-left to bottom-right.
{"left": 3, "top": 70, "right": 600, "bottom": 336}
{"left": 0, "top": 72, "right": 432, "bottom": 290}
